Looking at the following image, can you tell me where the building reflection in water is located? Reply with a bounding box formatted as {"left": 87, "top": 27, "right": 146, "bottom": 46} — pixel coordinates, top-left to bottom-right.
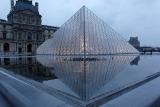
{"left": 0, "top": 57, "right": 57, "bottom": 82}
{"left": 130, "top": 56, "right": 140, "bottom": 65}
{"left": 37, "top": 55, "right": 138, "bottom": 101}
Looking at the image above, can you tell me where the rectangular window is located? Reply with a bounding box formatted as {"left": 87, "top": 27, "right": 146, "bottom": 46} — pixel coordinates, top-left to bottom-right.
{"left": 3, "top": 31, "right": 6, "bottom": 39}
{"left": 28, "top": 32, "right": 32, "bottom": 40}
{"left": 18, "top": 32, "right": 22, "bottom": 40}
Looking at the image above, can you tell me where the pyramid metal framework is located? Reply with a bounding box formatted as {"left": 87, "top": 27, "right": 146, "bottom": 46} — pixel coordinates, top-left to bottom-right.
{"left": 37, "top": 6, "right": 138, "bottom": 55}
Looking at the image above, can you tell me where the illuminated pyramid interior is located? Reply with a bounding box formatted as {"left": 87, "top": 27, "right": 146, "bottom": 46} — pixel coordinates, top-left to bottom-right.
{"left": 37, "top": 6, "right": 138, "bottom": 55}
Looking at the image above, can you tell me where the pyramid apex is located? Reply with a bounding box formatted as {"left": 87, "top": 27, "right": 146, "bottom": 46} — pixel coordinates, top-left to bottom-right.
{"left": 81, "top": 5, "right": 88, "bottom": 9}
{"left": 80, "top": 5, "right": 84, "bottom": 9}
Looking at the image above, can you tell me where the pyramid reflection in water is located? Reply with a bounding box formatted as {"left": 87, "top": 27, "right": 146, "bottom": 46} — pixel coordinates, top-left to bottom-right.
{"left": 37, "top": 55, "right": 137, "bottom": 102}
{"left": 37, "top": 6, "right": 138, "bottom": 55}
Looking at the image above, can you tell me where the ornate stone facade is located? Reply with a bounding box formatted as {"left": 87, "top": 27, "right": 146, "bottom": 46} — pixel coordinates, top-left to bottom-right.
{"left": 0, "top": 0, "right": 59, "bottom": 55}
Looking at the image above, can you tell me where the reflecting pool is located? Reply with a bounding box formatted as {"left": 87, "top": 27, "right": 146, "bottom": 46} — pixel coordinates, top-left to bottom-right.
{"left": 0, "top": 55, "right": 160, "bottom": 106}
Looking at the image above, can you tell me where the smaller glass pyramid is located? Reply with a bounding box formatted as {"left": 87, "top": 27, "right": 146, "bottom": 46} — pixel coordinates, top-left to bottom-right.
{"left": 37, "top": 6, "right": 139, "bottom": 55}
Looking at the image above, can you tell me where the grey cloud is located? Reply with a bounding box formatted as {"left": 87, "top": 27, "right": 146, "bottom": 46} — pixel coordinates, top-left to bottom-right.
{"left": 0, "top": 0, "right": 160, "bottom": 46}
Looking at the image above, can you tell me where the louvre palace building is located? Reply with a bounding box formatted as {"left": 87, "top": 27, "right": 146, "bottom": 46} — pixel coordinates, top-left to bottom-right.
{"left": 0, "top": 0, "right": 59, "bottom": 55}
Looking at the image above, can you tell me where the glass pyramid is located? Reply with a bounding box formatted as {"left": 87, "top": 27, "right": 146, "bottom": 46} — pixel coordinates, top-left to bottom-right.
{"left": 37, "top": 6, "right": 139, "bottom": 55}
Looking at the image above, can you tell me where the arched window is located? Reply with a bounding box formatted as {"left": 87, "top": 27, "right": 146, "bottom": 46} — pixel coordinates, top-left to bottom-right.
{"left": 3, "top": 43, "right": 10, "bottom": 52}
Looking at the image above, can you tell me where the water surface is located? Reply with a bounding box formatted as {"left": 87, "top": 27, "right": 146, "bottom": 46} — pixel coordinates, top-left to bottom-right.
{"left": 0, "top": 55, "right": 160, "bottom": 106}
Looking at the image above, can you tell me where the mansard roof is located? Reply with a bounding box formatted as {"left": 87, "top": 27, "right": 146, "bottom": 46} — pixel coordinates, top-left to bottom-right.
{"left": 11, "top": 0, "right": 40, "bottom": 15}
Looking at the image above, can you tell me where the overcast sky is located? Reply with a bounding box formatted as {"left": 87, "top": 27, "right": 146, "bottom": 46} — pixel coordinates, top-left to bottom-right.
{"left": 0, "top": 0, "right": 160, "bottom": 47}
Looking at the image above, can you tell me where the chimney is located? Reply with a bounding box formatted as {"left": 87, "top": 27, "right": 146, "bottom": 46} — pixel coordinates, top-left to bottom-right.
{"left": 11, "top": 0, "right": 14, "bottom": 10}
{"left": 35, "top": 2, "right": 39, "bottom": 10}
